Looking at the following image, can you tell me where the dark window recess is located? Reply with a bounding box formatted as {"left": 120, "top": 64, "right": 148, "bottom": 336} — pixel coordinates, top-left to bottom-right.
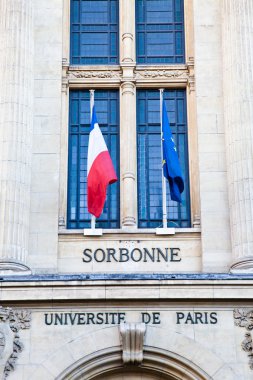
{"left": 68, "top": 90, "right": 120, "bottom": 229}
{"left": 136, "top": 0, "right": 185, "bottom": 64}
{"left": 137, "top": 89, "right": 190, "bottom": 228}
{"left": 70, "top": 0, "right": 119, "bottom": 64}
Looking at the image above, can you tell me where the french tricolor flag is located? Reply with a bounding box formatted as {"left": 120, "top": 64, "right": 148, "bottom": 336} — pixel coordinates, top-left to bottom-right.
{"left": 87, "top": 106, "right": 117, "bottom": 218}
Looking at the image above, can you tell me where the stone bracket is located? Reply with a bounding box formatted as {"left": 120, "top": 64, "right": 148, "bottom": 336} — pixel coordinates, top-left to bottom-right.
{"left": 120, "top": 322, "right": 146, "bottom": 364}
{"left": 234, "top": 308, "right": 253, "bottom": 370}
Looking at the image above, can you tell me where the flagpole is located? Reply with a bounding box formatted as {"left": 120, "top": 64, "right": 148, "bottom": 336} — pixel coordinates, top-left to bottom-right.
{"left": 89, "top": 89, "right": 96, "bottom": 230}
{"left": 160, "top": 88, "right": 168, "bottom": 229}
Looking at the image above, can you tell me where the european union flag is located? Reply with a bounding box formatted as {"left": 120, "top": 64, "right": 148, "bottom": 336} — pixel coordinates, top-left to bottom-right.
{"left": 162, "top": 99, "right": 184, "bottom": 203}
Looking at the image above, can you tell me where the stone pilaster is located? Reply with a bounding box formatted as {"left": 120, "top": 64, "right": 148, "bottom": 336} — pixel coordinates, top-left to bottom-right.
{"left": 120, "top": 0, "right": 135, "bottom": 67}
{"left": 120, "top": 82, "right": 137, "bottom": 227}
{"left": 119, "top": 0, "right": 137, "bottom": 227}
{"left": 222, "top": 0, "right": 253, "bottom": 272}
{"left": 0, "top": 0, "right": 33, "bottom": 273}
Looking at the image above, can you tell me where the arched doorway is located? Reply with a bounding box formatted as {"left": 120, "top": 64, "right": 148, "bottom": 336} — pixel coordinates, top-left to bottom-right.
{"left": 91, "top": 367, "right": 173, "bottom": 380}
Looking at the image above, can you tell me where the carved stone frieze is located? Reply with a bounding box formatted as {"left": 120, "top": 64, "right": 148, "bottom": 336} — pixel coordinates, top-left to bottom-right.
{"left": 68, "top": 70, "right": 122, "bottom": 80}
{"left": 64, "top": 62, "right": 195, "bottom": 88}
{"left": 134, "top": 69, "right": 188, "bottom": 80}
{"left": 134, "top": 62, "right": 195, "bottom": 91}
{"left": 234, "top": 308, "right": 253, "bottom": 370}
{"left": 120, "top": 322, "right": 146, "bottom": 364}
{"left": 0, "top": 307, "right": 32, "bottom": 379}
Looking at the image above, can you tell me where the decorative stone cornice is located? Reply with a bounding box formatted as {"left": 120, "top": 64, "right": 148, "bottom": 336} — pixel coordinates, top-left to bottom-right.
{"left": 63, "top": 62, "right": 195, "bottom": 88}
{"left": 66, "top": 67, "right": 122, "bottom": 86}
{"left": 119, "top": 322, "right": 146, "bottom": 364}
{"left": 234, "top": 308, "right": 253, "bottom": 370}
{"left": 134, "top": 63, "right": 194, "bottom": 90}
{"left": 69, "top": 70, "right": 122, "bottom": 79}
{"left": 0, "top": 307, "right": 32, "bottom": 379}
{"left": 134, "top": 68, "right": 188, "bottom": 80}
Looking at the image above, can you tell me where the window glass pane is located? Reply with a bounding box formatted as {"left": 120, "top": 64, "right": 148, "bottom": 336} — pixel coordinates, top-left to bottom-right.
{"left": 70, "top": 0, "right": 119, "bottom": 64}
{"left": 137, "top": 90, "right": 190, "bottom": 228}
{"left": 67, "top": 90, "right": 120, "bottom": 229}
{"left": 136, "top": 0, "right": 185, "bottom": 64}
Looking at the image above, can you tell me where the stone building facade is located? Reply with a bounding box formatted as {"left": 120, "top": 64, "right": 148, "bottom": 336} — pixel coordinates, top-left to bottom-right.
{"left": 0, "top": 0, "right": 253, "bottom": 379}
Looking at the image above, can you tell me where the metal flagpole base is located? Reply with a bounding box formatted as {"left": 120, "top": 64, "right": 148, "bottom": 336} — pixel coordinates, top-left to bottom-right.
{"left": 156, "top": 228, "right": 175, "bottom": 235}
{"left": 84, "top": 229, "right": 103, "bottom": 236}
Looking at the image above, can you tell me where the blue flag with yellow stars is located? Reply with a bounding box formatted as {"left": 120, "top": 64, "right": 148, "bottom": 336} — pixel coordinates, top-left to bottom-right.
{"left": 162, "top": 99, "right": 184, "bottom": 203}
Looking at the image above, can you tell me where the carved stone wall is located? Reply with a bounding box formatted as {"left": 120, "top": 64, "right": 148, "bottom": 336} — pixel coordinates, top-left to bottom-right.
{"left": 222, "top": 0, "right": 253, "bottom": 272}
{"left": 234, "top": 308, "right": 253, "bottom": 370}
{"left": 0, "top": 307, "right": 31, "bottom": 379}
{"left": 0, "top": 0, "right": 33, "bottom": 273}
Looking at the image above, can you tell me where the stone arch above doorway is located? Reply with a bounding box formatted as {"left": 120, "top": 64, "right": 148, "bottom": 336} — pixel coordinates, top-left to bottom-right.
{"left": 56, "top": 346, "right": 211, "bottom": 380}
{"left": 31, "top": 325, "right": 236, "bottom": 380}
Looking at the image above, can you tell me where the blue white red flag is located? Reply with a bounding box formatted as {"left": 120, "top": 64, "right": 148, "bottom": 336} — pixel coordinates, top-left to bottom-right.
{"left": 87, "top": 106, "right": 117, "bottom": 218}
{"left": 162, "top": 99, "right": 184, "bottom": 203}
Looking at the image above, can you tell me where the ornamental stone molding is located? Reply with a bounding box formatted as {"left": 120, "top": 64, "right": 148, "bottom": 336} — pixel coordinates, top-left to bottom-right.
{"left": 134, "top": 68, "right": 188, "bottom": 80}
{"left": 64, "top": 62, "right": 194, "bottom": 88}
{"left": 68, "top": 70, "right": 122, "bottom": 79}
{"left": 0, "top": 307, "right": 31, "bottom": 379}
{"left": 119, "top": 322, "right": 146, "bottom": 364}
{"left": 66, "top": 67, "right": 123, "bottom": 86}
{"left": 134, "top": 62, "right": 194, "bottom": 90}
{"left": 234, "top": 308, "right": 253, "bottom": 370}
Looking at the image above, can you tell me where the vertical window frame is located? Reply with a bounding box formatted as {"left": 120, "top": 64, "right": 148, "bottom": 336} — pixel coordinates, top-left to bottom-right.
{"left": 67, "top": 89, "right": 120, "bottom": 229}
{"left": 136, "top": 89, "right": 191, "bottom": 228}
{"left": 70, "top": 0, "right": 119, "bottom": 65}
{"left": 136, "top": 0, "right": 185, "bottom": 64}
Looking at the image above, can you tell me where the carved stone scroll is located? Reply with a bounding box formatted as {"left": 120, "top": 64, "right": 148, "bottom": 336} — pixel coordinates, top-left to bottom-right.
{"left": 120, "top": 323, "right": 146, "bottom": 364}
{"left": 234, "top": 308, "right": 253, "bottom": 370}
{"left": 0, "top": 307, "right": 32, "bottom": 379}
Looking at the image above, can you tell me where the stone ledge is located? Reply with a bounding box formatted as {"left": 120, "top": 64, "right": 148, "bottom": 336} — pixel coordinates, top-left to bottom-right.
{"left": 0, "top": 274, "right": 252, "bottom": 302}
{"left": 58, "top": 227, "right": 201, "bottom": 236}
{"left": 0, "top": 272, "right": 252, "bottom": 282}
